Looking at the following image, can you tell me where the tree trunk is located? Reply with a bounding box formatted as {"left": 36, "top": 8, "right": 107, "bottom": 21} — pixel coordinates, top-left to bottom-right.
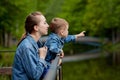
{"left": 116, "top": 29, "right": 120, "bottom": 64}
{"left": 2, "top": 28, "right": 5, "bottom": 47}
{"left": 4, "top": 32, "right": 12, "bottom": 47}
{"left": 0, "top": 27, "right": 11, "bottom": 47}
{"left": 112, "top": 29, "right": 120, "bottom": 65}
{"left": 112, "top": 29, "right": 116, "bottom": 65}
{"left": 5, "top": 32, "right": 8, "bottom": 47}
{"left": 7, "top": 32, "right": 12, "bottom": 47}
{"left": 0, "top": 31, "right": 2, "bottom": 45}
{"left": 116, "top": 29, "right": 120, "bottom": 42}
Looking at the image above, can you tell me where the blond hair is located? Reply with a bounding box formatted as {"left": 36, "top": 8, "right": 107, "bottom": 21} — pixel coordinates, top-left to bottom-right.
{"left": 49, "top": 18, "right": 69, "bottom": 33}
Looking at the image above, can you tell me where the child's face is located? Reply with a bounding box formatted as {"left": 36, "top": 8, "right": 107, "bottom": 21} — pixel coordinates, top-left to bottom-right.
{"left": 61, "top": 25, "right": 69, "bottom": 38}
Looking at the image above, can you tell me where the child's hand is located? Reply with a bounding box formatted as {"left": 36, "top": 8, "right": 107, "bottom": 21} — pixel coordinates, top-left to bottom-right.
{"left": 58, "top": 58, "right": 62, "bottom": 65}
{"left": 38, "top": 46, "right": 47, "bottom": 59}
{"left": 60, "top": 50, "right": 64, "bottom": 58}
{"left": 75, "top": 31, "right": 86, "bottom": 39}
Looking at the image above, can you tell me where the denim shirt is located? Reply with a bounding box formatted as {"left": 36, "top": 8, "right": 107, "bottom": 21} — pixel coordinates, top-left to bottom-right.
{"left": 12, "top": 34, "right": 47, "bottom": 80}
{"left": 44, "top": 33, "right": 75, "bottom": 62}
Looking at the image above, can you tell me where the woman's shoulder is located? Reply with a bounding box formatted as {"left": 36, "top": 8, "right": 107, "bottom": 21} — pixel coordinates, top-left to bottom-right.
{"left": 18, "top": 38, "right": 32, "bottom": 49}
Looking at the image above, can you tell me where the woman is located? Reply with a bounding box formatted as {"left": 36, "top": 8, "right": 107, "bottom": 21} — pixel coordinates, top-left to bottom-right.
{"left": 12, "top": 11, "right": 49, "bottom": 80}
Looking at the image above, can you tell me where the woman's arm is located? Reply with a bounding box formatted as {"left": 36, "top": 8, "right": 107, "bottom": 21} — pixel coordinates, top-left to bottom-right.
{"left": 21, "top": 48, "right": 47, "bottom": 80}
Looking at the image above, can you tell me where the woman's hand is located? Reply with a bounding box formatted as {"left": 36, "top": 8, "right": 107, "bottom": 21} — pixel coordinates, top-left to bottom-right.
{"left": 38, "top": 46, "right": 48, "bottom": 59}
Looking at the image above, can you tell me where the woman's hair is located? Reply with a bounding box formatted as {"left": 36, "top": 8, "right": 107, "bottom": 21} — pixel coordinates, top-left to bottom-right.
{"left": 25, "top": 11, "right": 42, "bottom": 34}
{"left": 49, "top": 17, "right": 69, "bottom": 33}
{"left": 17, "top": 11, "right": 43, "bottom": 46}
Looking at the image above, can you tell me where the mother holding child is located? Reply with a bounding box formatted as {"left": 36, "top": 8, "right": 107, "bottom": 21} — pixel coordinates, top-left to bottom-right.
{"left": 12, "top": 11, "right": 85, "bottom": 80}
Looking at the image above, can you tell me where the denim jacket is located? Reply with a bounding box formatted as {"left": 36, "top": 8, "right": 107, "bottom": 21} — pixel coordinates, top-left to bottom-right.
{"left": 44, "top": 33, "right": 75, "bottom": 62}
{"left": 12, "top": 34, "right": 47, "bottom": 80}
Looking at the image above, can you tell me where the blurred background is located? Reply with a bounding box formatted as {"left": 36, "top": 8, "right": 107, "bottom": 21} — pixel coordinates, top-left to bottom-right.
{"left": 0, "top": 0, "right": 120, "bottom": 80}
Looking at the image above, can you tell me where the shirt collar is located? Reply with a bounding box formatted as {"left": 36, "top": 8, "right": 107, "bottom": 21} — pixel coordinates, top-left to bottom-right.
{"left": 26, "top": 33, "right": 39, "bottom": 51}
{"left": 50, "top": 33, "right": 64, "bottom": 44}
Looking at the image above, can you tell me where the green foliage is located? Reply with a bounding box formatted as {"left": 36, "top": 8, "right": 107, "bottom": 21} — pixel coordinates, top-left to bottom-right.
{"left": 44, "top": 0, "right": 64, "bottom": 22}
{"left": 48, "top": 0, "right": 120, "bottom": 38}
{"left": 1, "top": 0, "right": 120, "bottom": 45}
{"left": 37, "top": 0, "right": 51, "bottom": 13}
{"left": 0, "top": 0, "right": 120, "bottom": 40}
{"left": 102, "top": 42, "right": 120, "bottom": 54}
{"left": 63, "top": 58, "right": 120, "bottom": 80}
{"left": 0, "top": 53, "right": 14, "bottom": 66}
{"left": 57, "top": 0, "right": 87, "bottom": 34}
{"left": 0, "top": 0, "right": 37, "bottom": 39}
{"left": 0, "top": 76, "right": 11, "bottom": 80}
{"left": 83, "top": 0, "right": 120, "bottom": 36}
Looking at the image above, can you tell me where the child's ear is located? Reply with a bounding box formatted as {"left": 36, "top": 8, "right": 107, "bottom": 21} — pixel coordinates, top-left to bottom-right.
{"left": 60, "top": 30, "right": 64, "bottom": 35}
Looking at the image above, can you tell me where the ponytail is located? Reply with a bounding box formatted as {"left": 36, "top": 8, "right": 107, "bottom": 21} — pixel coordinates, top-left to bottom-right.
{"left": 17, "top": 32, "right": 27, "bottom": 46}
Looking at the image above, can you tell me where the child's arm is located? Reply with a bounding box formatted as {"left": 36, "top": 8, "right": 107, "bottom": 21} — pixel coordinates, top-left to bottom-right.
{"left": 64, "top": 31, "right": 85, "bottom": 43}
{"left": 75, "top": 31, "right": 85, "bottom": 39}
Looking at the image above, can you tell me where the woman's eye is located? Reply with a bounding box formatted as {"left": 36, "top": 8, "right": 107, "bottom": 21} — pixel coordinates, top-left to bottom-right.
{"left": 44, "top": 21, "right": 47, "bottom": 24}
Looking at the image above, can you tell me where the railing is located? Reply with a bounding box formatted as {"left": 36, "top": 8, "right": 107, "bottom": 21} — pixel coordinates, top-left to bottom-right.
{"left": 0, "top": 50, "right": 14, "bottom": 76}
{"left": 0, "top": 55, "right": 62, "bottom": 80}
{"left": 57, "top": 64, "right": 63, "bottom": 80}
{"left": 0, "top": 67, "right": 12, "bottom": 75}
{"left": 43, "top": 55, "right": 62, "bottom": 80}
{"left": 0, "top": 36, "right": 108, "bottom": 79}
{"left": 0, "top": 50, "right": 15, "bottom": 53}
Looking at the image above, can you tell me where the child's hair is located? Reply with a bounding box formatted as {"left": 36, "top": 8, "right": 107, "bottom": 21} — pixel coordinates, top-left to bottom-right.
{"left": 49, "top": 18, "right": 69, "bottom": 33}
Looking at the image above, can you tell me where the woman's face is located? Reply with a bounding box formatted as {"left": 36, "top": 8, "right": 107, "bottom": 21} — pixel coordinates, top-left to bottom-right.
{"left": 37, "top": 15, "right": 49, "bottom": 35}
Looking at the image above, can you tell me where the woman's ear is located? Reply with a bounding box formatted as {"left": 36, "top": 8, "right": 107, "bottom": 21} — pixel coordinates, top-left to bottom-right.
{"left": 34, "top": 25, "right": 39, "bottom": 31}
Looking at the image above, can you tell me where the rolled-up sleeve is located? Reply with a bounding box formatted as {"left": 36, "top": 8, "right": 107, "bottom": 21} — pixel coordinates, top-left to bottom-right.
{"left": 64, "top": 35, "right": 75, "bottom": 43}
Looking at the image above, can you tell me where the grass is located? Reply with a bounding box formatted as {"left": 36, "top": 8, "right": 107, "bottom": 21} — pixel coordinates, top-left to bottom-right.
{"left": 62, "top": 58, "right": 120, "bottom": 80}
{"left": 0, "top": 53, "right": 15, "bottom": 67}
{"left": 0, "top": 52, "right": 15, "bottom": 80}
{"left": 0, "top": 45, "right": 120, "bottom": 80}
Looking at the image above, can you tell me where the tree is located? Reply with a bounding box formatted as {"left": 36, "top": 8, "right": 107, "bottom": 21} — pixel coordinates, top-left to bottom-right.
{"left": 82, "top": 0, "right": 120, "bottom": 64}
{"left": 0, "top": 0, "right": 36, "bottom": 47}
{"left": 53, "top": 0, "right": 120, "bottom": 64}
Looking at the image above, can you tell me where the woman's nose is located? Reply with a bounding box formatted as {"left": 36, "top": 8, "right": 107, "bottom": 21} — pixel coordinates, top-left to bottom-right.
{"left": 47, "top": 24, "right": 49, "bottom": 28}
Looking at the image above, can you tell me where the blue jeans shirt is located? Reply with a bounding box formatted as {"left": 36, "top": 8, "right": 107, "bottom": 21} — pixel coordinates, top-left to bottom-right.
{"left": 12, "top": 34, "right": 47, "bottom": 80}
{"left": 44, "top": 33, "right": 75, "bottom": 62}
